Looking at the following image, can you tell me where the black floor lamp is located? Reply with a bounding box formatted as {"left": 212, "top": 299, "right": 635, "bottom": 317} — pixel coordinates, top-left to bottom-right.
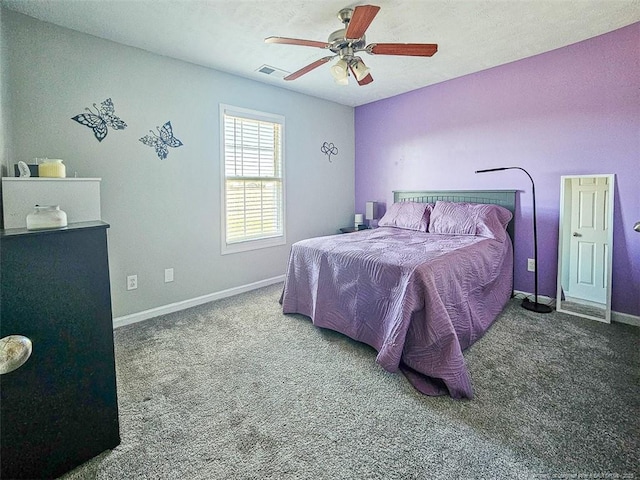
{"left": 475, "top": 166, "right": 552, "bottom": 314}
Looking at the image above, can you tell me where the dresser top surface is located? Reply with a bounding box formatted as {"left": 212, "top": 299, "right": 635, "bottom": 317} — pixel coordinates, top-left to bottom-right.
{"left": 0, "top": 220, "right": 110, "bottom": 238}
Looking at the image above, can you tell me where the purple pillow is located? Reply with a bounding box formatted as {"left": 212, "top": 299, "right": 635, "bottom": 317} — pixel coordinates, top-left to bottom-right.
{"left": 428, "top": 201, "right": 512, "bottom": 242}
{"left": 378, "top": 202, "right": 433, "bottom": 232}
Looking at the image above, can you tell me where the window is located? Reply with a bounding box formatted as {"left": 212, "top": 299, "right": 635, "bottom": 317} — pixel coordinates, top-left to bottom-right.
{"left": 220, "top": 105, "right": 285, "bottom": 254}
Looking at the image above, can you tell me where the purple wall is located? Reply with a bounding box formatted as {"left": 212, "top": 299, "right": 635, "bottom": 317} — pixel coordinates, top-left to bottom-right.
{"left": 355, "top": 23, "right": 639, "bottom": 316}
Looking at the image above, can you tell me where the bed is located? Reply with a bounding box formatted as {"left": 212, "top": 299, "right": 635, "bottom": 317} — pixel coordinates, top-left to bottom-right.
{"left": 280, "top": 190, "right": 516, "bottom": 399}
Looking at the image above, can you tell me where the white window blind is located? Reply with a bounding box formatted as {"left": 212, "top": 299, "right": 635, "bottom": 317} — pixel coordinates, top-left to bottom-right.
{"left": 221, "top": 106, "right": 284, "bottom": 251}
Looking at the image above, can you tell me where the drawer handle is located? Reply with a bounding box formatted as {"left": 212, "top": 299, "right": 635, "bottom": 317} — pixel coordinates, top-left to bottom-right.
{"left": 0, "top": 335, "right": 33, "bottom": 375}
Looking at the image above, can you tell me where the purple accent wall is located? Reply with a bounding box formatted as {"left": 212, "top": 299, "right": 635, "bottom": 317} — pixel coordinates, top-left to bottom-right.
{"left": 355, "top": 23, "right": 640, "bottom": 316}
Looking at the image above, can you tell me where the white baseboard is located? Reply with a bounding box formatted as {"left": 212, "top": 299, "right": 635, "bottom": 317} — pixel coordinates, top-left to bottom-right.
{"left": 611, "top": 311, "right": 640, "bottom": 327}
{"left": 514, "top": 290, "right": 639, "bottom": 327}
{"left": 513, "top": 290, "right": 555, "bottom": 306}
{"left": 113, "top": 275, "right": 285, "bottom": 329}
{"left": 113, "top": 282, "right": 638, "bottom": 330}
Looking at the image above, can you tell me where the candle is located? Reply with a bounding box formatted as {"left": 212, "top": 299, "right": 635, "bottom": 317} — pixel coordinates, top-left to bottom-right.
{"left": 354, "top": 213, "right": 364, "bottom": 228}
{"left": 38, "top": 159, "right": 66, "bottom": 178}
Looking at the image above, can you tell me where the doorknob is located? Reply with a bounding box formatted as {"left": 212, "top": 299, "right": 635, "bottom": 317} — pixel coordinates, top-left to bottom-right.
{"left": 634, "top": 221, "right": 640, "bottom": 233}
{"left": 572, "top": 232, "right": 582, "bottom": 237}
{"left": 0, "top": 335, "right": 33, "bottom": 374}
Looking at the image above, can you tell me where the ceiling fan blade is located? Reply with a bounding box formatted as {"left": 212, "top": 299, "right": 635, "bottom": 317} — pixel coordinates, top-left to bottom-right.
{"left": 369, "top": 43, "right": 438, "bottom": 57}
{"left": 356, "top": 73, "right": 374, "bottom": 86}
{"left": 265, "top": 36, "right": 330, "bottom": 49}
{"left": 284, "top": 56, "right": 334, "bottom": 81}
{"left": 345, "top": 5, "right": 380, "bottom": 39}
{"left": 348, "top": 64, "right": 374, "bottom": 86}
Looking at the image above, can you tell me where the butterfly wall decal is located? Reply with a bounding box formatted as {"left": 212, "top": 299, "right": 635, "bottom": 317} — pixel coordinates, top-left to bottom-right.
{"left": 139, "top": 121, "right": 184, "bottom": 160}
{"left": 71, "top": 98, "right": 127, "bottom": 142}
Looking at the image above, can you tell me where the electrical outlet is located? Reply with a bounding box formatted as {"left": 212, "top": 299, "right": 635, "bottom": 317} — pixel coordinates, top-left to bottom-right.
{"left": 127, "top": 274, "right": 138, "bottom": 290}
{"left": 527, "top": 258, "right": 535, "bottom": 272}
{"left": 164, "top": 268, "right": 174, "bottom": 283}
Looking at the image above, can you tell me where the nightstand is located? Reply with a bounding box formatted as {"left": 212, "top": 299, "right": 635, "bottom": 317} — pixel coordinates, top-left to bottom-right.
{"left": 339, "top": 225, "right": 369, "bottom": 233}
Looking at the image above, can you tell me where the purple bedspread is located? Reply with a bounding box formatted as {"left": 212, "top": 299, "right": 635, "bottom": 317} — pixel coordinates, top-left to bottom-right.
{"left": 280, "top": 227, "right": 513, "bottom": 399}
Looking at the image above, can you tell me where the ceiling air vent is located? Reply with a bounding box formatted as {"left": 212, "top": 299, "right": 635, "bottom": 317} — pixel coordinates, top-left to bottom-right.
{"left": 256, "top": 65, "right": 289, "bottom": 79}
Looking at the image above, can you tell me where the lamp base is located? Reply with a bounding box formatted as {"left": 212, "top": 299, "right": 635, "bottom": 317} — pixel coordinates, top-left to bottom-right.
{"left": 521, "top": 298, "right": 553, "bottom": 314}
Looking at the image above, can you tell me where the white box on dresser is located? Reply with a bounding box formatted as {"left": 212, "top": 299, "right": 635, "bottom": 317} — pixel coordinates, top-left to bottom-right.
{"left": 1, "top": 178, "right": 101, "bottom": 229}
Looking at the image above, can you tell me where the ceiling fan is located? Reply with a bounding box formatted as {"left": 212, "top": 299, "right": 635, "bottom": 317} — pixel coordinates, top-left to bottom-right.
{"left": 265, "top": 4, "right": 438, "bottom": 86}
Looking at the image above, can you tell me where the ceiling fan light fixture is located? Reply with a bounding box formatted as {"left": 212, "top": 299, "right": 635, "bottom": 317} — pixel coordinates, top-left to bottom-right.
{"left": 265, "top": 5, "right": 438, "bottom": 86}
{"left": 350, "top": 58, "right": 370, "bottom": 82}
{"left": 330, "top": 58, "right": 348, "bottom": 81}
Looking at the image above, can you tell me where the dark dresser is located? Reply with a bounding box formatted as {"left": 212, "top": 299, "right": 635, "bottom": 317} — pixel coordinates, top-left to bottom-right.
{"left": 0, "top": 221, "right": 120, "bottom": 479}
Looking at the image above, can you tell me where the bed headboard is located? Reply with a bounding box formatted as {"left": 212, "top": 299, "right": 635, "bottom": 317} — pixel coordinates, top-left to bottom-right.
{"left": 393, "top": 189, "right": 517, "bottom": 243}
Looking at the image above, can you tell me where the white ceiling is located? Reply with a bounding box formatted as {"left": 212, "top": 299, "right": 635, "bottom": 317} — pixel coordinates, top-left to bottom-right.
{"left": 4, "top": 0, "right": 639, "bottom": 107}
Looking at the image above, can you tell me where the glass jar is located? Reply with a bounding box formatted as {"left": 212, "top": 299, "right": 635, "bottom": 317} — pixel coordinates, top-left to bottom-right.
{"left": 26, "top": 205, "right": 68, "bottom": 230}
{"left": 38, "top": 159, "right": 66, "bottom": 178}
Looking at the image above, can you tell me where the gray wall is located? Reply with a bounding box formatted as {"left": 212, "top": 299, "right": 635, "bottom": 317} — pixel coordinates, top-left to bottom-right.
{"left": 2, "top": 9, "right": 355, "bottom": 318}
{"left": 0, "top": 5, "right": 9, "bottom": 178}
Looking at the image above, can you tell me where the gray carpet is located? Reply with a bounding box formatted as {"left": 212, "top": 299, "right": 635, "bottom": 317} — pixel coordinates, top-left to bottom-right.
{"left": 61, "top": 283, "right": 639, "bottom": 479}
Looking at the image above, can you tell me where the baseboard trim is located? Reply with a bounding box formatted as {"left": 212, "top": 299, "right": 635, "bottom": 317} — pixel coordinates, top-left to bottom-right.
{"left": 611, "top": 311, "right": 640, "bottom": 327}
{"left": 113, "top": 275, "right": 285, "bottom": 329}
{"left": 113, "top": 282, "right": 637, "bottom": 330}
{"left": 513, "top": 290, "right": 555, "bottom": 306}
{"left": 514, "top": 290, "right": 639, "bottom": 327}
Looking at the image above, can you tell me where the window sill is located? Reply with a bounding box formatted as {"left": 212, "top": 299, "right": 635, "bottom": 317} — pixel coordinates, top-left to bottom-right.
{"left": 221, "top": 235, "right": 286, "bottom": 255}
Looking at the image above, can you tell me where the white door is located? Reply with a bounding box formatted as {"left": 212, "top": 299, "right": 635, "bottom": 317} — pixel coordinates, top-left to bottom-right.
{"left": 567, "top": 177, "right": 610, "bottom": 304}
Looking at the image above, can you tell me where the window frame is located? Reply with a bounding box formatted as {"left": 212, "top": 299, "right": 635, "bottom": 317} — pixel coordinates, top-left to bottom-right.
{"left": 219, "top": 104, "right": 286, "bottom": 255}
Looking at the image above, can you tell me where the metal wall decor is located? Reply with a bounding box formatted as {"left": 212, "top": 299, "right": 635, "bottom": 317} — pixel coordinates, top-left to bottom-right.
{"left": 139, "top": 121, "right": 184, "bottom": 160}
{"left": 321, "top": 141, "right": 338, "bottom": 162}
{"left": 71, "top": 98, "right": 127, "bottom": 142}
